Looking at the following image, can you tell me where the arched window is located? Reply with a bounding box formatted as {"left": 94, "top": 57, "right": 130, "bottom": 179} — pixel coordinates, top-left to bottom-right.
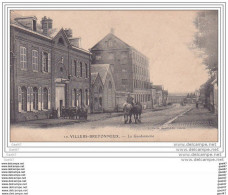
{"left": 108, "top": 81, "right": 112, "bottom": 89}
{"left": 85, "top": 89, "right": 88, "bottom": 106}
{"left": 74, "top": 60, "right": 77, "bottom": 76}
{"left": 21, "top": 86, "right": 27, "bottom": 111}
{"left": 99, "top": 97, "right": 102, "bottom": 106}
{"left": 43, "top": 87, "right": 48, "bottom": 109}
{"left": 99, "top": 86, "right": 103, "bottom": 94}
{"left": 79, "top": 89, "right": 83, "bottom": 107}
{"left": 80, "top": 62, "right": 83, "bottom": 77}
{"left": 33, "top": 87, "right": 38, "bottom": 110}
{"left": 58, "top": 37, "right": 64, "bottom": 45}
{"left": 74, "top": 89, "right": 77, "bottom": 107}
{"left": 85, "top": 63, "right": 88, "bottom": 78}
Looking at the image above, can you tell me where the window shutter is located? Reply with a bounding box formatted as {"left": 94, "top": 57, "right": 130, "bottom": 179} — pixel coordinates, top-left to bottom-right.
{"left": 48, "top": 88, "right": 51, "bottom": 109}
{"left": 38, "top": 87, "right": 41, "bottom": 110}
{"left": 88, "top": 90, "right": 90, "bottom": 106}
{"left": 27, "top": 87, "right": 30, "bottom": 111}
{"left": 18, "top": 86, "right": 22, "bottom": 112}
{"left": 32, "top": 51, "right": 34, "bottom": 70}
{"left": 72, "top": 89, "right": 75, "bottom": 107}
{"left": 42, "top": 52, "right": 45, "bottom": 72}
{"left": 36, "top": 51, "right": 38, "bottom": 71}
{"left": 41, "top": 88, "right": 44, "bottom": 110}
{"left": 24, "top": 47, "right": 27, "bottom": 70}
{"left": 30, "top": 87, "right": 34, "bottom": 111}
{"left": 48, "top": 53, "right": 51, "bottom": 73}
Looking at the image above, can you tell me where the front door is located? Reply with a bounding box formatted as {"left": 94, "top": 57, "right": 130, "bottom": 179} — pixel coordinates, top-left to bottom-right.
{"left": 55, "top": 84, "right": 65, "bottom": 117}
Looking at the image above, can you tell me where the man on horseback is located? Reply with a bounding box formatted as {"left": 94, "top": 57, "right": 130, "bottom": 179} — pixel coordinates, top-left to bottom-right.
{"left": 126, "top": 93, "right": 134, "bottom": 106}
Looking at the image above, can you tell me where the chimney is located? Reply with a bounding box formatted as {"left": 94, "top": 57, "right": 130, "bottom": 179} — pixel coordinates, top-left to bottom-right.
{"left": 69, "top": 37, "right": 81, "bottom": 48}
{"left": 110, "top": 28, "right": 115, "bottom": 34}
{"left": 64, "top": 28, "right": 72, "bottom": 38}
{"left": 41, "top": 16, "right": 53, "bottom": 36}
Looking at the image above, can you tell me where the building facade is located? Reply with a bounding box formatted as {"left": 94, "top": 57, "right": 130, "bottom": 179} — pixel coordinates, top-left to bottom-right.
{"left": 167, "top": 94, "right": 186, "bottom": 104}
{"left": 10, "top": 14, "right": 91, "bottom": 122}
{"left": 90, "top": 30, "right": 151, "bottom": 109}
{"left": 91, "top": 73, "right": 104, "bottom": 113}
{"left": 91, "top": 64, "right": 116, "bottom": 112}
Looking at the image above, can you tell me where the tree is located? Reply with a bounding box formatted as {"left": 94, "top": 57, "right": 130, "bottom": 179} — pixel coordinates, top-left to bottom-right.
{"left": 193, "top": 11, "right": 218, "bottom": 73}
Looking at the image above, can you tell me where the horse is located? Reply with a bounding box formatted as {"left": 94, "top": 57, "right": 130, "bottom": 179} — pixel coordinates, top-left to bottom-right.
{"left": 123, "top": 103, "right": 133, "bottom": 124}
{"left": 132, "top": 102, "right": 142, "bottom": 123}
{"left": 123, "top": 102, "right": 142, "bottom": 124}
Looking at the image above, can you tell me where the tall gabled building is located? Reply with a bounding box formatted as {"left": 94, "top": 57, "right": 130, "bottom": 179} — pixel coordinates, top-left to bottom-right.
{"left": 90, "top": 30, "right": 151, "bottom": 108}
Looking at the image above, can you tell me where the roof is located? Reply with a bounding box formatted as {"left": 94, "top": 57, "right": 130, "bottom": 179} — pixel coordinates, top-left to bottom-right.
{"left": 91, "top": 33, "right": 130, "bottom": 50}
{"left": 91, "top": 32, "right": 148, "bottom": 59}
{"left": 10, "top": 12, "right": 91, "bottom": 54}
{"left": 153, "top": 85, "right": 163, "bottom": 90}
{"left": 91, "top": 64, "right": 110, "bottom": 84}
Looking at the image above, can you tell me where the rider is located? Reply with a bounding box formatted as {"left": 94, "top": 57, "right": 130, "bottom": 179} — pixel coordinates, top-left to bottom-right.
{"left": 126, "top": 93, "right": 134, "bottom": 106}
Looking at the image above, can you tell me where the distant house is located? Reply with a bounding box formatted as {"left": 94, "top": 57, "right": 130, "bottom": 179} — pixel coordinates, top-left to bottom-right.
{"left": 91, "top": 64, "right": 116, "bottom": 112}
{"left": 153, "top": 85, "right": 163, "bottom": 106}
{"left": 199, "top": 70, "right": 218, "bottom": 113}
{"left": 162, "top": 90, "right": 168, "bottom": 106}
{"left": 91, "top": 72, "right": 103, "bottom": 113}
{"left": 167, "top": 94, "right": 186, "bottom": 104}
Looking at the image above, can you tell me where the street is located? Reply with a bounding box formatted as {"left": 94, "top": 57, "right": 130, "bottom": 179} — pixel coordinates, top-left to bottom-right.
{"left": 11, "top": 104, "right": 218, "bottom": 142}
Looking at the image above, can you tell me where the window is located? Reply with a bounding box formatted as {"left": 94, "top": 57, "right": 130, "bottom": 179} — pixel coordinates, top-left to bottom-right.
{"left": 85, "top": 63, "right": 88, "bottom": 78}
{"left": 80, "top": 62, "right": 83, "bottom": 77}
{"left": 96, "top": 55, "right": 101, "bottom": 60}
{"left": 74, "top": 60, "right": 77, "bottom": 76}
{"left": 121, "top": 52, "right": 128, "bottom": 59}
{"left": 108, "top": 53, "right": 114, "bottom": 60}
{"left": 32, "top": 50, "right": 38, "bottom": 71}
{"left": 42, "top": 52, "right": 50, "bottom": 72}
{"left": 33, "top": 87, "right": 38, "bottom": 110}
{"left": 108, "top": 81, "right": 112, "bottom": 89}
{"left": 99, "top": 97, "right": 102, "bottom": 106}
{"left": 122, "top": 79, "right": 127, "bottom": 85}
{"left": 85, "top": 89, "right": 88, "bottom": 105}
{"left": 43, "top": 87, "right": 48, "bottom": 110}
{"left": 74, "top": 89, "right": 77, "bottom": 107}
{"left": 122, "top": 69, "right": 127, "bottom": 73}
{"left": 20, "top": 46, "right": 27, "bottom": 69}
{"left": 79, "top": 89, "right": 83, "bottom": 107}
{"left": 21, "top": 86, "right": 27, "bottom": 111}
{"left": 99, "top": 86, "right": 103, "bottom": 94}
{"left": 108, "top": 40, "right": 113, "bottom": 47}
{"left": 58, "top": 37, "right": 64, "bottom": 45}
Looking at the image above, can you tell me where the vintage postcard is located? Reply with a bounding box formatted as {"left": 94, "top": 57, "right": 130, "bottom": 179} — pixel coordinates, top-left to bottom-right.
{"left": 9, "top": 9, "right": 218, "bottom": 142}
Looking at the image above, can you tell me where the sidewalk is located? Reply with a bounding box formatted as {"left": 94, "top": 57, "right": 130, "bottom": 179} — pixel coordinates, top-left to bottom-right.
{"left": 12, "top": 105, "right": 173, "bottom": 128}
{"left": 167, "top": 107, "right": 218, "bottom": 129}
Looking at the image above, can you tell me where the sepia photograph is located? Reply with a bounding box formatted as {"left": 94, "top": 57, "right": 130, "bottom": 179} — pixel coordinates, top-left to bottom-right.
{"left": 10, "top": 10, "right": 218, "bottom": 142}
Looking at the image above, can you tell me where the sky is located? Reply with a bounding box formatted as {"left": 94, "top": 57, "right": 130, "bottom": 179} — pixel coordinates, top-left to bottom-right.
{"left": 13, "top": 10, "right": 210, "bottom": 94}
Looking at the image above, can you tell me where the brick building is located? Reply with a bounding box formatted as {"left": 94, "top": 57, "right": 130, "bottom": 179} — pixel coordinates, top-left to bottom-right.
{"left": 10, "top": 14, "right": 91, "bottom": 122}
{"left": 90, "top": 30, "right": 151, "bottom": 109}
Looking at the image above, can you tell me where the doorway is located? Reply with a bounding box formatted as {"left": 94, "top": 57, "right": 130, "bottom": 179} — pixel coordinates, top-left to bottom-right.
{"left": 55, "top": 84, "right": 65, "bottom": 117}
